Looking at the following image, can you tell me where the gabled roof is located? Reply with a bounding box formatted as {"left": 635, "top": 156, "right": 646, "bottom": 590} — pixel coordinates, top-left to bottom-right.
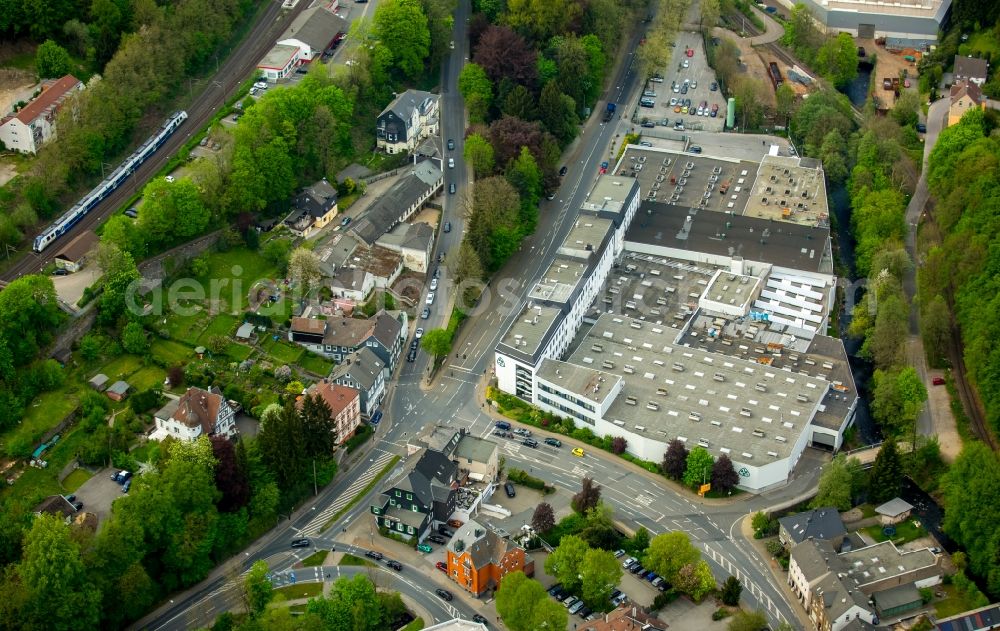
{"left": 393, "top": 448, "right": 458, "bottom": 510}
{"left": 351, "top": 161, "right": 442, "bottom": 245}
{"left": 280, "top": 6, "right": 341, "bottom": 52}
{"left": 790, "top": 537, "right": 841, "bottom": 583}
{"left": 331, "top": 347, "right": 383, "bottom": 390}
{"left": 950, "top": 79, "right": 983, "bottom": 104}
{"left": 813, "top": 572, "right": 870, "bottom": 621}
{"left": 873, "top": 582, "right": 921, "bottom": 611}
{"left": 449, "top": 519, "right": 514, "bottom": 570}
{"left": 377, "top": 221, "right": 434, "bottom": 253}
{"left": 290, "top": 317, "right": 326, "bottom": 335}
{"left": 107, "top": 380, "right": 130, "bottom": 395}
{"left": 954, "top": 55, "right": 988, "bottom": 81}
{"left": 875, "top": 497, "right": 913, "bottom": 518}
{"left": 379, "top": 89, "right": 438, "bottom": 122}
{"left": 371, "top": 311, "right": 402, "bottom": 348}
{"left": 6, "top": 75, "right": 82, "bottom": 125}
{"left": 322, "top": 316, "right": 376, "bottom": 347}
{"left": 54, "top": 230, "right": 98, "bottom": 263}
{"left": 89, "top": 373, "right": 109, "bottom": 387}
{"left": 779, "top": 507, "right": 847, "bottom": 544}
{"left": 294, "top": 179, "right": 338, "bottom": 219}
{"left": 158, "top": 387, "right": 226, "bottom": 434}
{"left": 305, "top": 381, "right": 359, "bottom": 418}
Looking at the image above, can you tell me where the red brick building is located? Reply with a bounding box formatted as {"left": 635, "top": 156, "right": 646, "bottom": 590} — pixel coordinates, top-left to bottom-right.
{"left": 445, "top": 520, "right": 533, "bottom": 596}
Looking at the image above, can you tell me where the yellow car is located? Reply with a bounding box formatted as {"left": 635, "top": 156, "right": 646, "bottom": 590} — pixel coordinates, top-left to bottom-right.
{"left": 572, "top": 447, "right": 585, "bottom": 457}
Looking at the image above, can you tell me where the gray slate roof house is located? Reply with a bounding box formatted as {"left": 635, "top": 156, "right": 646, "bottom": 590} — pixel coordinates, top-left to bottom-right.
{"left": 283, "top": 179, "right": 338, "bottom": 237}
{"left": 350, "top": 160, "right": 442, "bottom": 246}
{"left": 954, "top": 55, "right": 989, "bottom": 85}
{"left": 779, "top": 507, "right": 847, "bottom": 548}
{"left": 376, "top": 89, "right": 439, "bottom": 154}
{"left": 330, "top": 347, "right": 385, "bottom": 416}
{"left": 376, "top": 222, "right": 434, "bottom": 272}
{"left": 371, "top": 446, "right": 459, "bottom": 539}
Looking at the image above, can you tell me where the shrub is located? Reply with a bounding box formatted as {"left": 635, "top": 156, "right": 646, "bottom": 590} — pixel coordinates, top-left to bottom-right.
{"left": 345, "top": 424, "right": 373, "bottom": 453}
{"left": 507, "top": 468, "right": 552, "bottom": 492}
{"left": 766, "top": 540, "right": 785, "bottom": 557}
{"left": 711, "top": 608, "right": 730, "bottom": 621}
{"left": 651, "top": 588, "right": 679, "bottom": 611}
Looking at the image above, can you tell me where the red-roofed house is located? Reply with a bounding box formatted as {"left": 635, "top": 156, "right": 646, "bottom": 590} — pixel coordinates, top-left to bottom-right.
{"left": 301, "top": 380, "right": 361, "bottom": 446}
{"left": 153, "top": 386, "right": 237, "bottom": 442}
{"left": 0, "top": 75, "right": 83, "bottom": 154}
{"left": 948, "top": 80, "right": 986, "bottom": 126}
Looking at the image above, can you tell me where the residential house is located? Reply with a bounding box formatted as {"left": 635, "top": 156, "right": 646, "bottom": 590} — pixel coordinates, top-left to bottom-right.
{"left": 420, "top": 426, "right": 499, "bottom": 485}
{"left": 301, "top": 380, "right": 361, "bottom": 446}
{"left": 34, "top": 495, "right": 77, "bottom": 521}
{"left": 376, "top": 222, "right": 434, "bottom": 273}
{"left": 579, "top": 605, "right": 668, "bottom": 631}
{"left": 875, "top": 497, "right": 913, "bottom": 525}
{"left": 954, "top": 55, "right": 989, "bottom": 86}
{"left": 316, "top": 233, "right": 361, "bottom": 277}
{"left": 330, "top": 347, "right": 385, "bottom": 417}
{"left": 445, "top": 520, "right": 533, "bottom": 596}
{"left": 376, "top": 89, "right": 439, "bottom": 154}
{"left": 283, "top": 179, "right": 339, "bottom": 238}
{"left": 329, "top": 267, "right": 374, "bottom": 302}
{"left": 330, "top": 244, "right": 404, "bottom": 290}
{"left": 371, "top": 448, "right": 459, "bottom": 540}
{"left": 53, "top": 230, "right": 99, "bottom": 272}
{"left": 779, "top": 507, "right": 848, "bottom": 550}
{"left": 350, "top": 160, "right": 443, "bottom": 246}
{"left": 948, "top": 80, "right": 985, "bottom": 126}
{"left": 106, "top": 380, "right": 130, "bottom": 402}
{"left": 0, "top": 75, "right": 84, "bottom": 154}
{"left": 808, "top": 571, "right": 878, "bottom": 631}
{"left": 288, "top": 311, "right": 403, "bottom": 368}
{"left": 152, "top": 386, "right": 237, "bottom": 442}
{"left": 277, "top": 6, "right": 341, "bottom": 62}
{"left": 935, "top": 602, "right": 1000, "bottom": 631}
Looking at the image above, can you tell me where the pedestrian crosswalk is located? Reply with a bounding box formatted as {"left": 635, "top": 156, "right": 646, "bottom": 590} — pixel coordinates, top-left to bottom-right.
{"left": 299, "top": 451, "right": 397, "bottom": 536}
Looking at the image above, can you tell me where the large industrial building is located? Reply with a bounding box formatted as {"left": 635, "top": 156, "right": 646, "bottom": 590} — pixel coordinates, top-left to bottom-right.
{"left": 787, "top": 0, "right": 951, "bottom": 47}
{"left": 494, "top": 148, "right": 858, "bottom": 493}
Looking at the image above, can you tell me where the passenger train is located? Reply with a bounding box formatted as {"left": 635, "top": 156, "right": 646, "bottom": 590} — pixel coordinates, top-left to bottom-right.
{"left": 32, "top": 111, "right": 189, "bottom": 253}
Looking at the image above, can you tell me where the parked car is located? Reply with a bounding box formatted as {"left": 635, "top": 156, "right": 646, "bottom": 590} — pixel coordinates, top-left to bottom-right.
{"left": 122, "top": 479, "right": 131, "bottom": 493}
{"left": 563, "top": 596, "right": 579, "bottom": 609}
{"left": 916, "top": 123, "right": 927, "bottom": 133}
{"left": 415, "top": 327, "right": 424, "bottom": 339}
{"left": 164, "top": 175, "right": 175, "bottom": 183}
{"left": 426, "top": 292, "right": 435, "bottom": 305}
{"left": 689, "top": 145, "right": 702, "bottom": 153}
{"left": 631, "top": 564, "right": 646, "bottom": 575}
{"left": 572, "top": 447, "right": 585, "bottom": 457}
{"left": 365, "top": 550, "right": 384, "bottom": 561}
{"left": 124, "top": 208, "right": 138, "bottom": 218}
{"left": 448, "top": 158, "right": 455, "bottom": 168}
{"left": 438, "top": 526, "right": 453, "bottom": 537}
{"left": 341, "top": 216, "right": 351, "bottom": 227}
{"left": 568, "top": 600, "right": 585, "bottom": 615}
{"left": 513, "top": 428, "right": 531, "bottom": 437}
{"left": 52, "top": 268, "right": 69, "bottom": 276}
{"left": 290, "top": 538, "right": 311, "bottom": 548}
{"left": 576, "top": 605, "right": 591, "bottom": 618}
{"left": 447, "top": 138, "right": 455, "bottom": 150}
{"left": 710, "top": 81, "right": 718, "bottom": 91}
{"left": 932, "top": 377, "right": 945, "bottom": 385}
{"left": 427, "top": 534, "right": 447, "bottom": 544}
{"left": 613, "top": 549, "right": 626, "bottom": 558}
{"left": 622, "top": 557, "right": 636, "bottom": 569}
{"left": 443, "top": 222, "right": 451, "bottom": 233}
{"left": 447, "top": 519, "right": 464, "bottom": 528}
{"left": 386, "top": 560, "right": 402, "bottom": 571}
{"left": 682, "top": 59, "right": 689, "bottom": 68}
{"left": 435, "top": 561, "right": 448, "bottom": 572}
{"left": 495, "top": 421, "right": 511, "bottom": 431}
{"left": 472, "top": 614, "right": 489, "bottom": 625}
{"left": 370, "top": 410, "right": 383, "bottom": 426}
{"left": 504, "top": 482, "right": 516, "bottom": 498}
{"left": 449, "top": 183, "right": 456, "bottom": 194}
{"left": 417, "top": 543, "right": 432, "bottom": 552}
{"left": 686, "top": 47, "right": 694, "bottom": 57}
{"left": 522, "top": 438, "right": 538, "bottom": 448}
{"left": 71, "top": 500, "right": 84, "bottom": 511}
{"left": 421, "top": 307, "right": 430, "bottom": 319}
{"left": 544, "top": 437, "right": 562, "bottom": 447}
{"left": 652, "top": 577, "right": 664, "bottom": 588}
{"left": 407, "top": 349, "right": 417, "bottom": 362}
{"left": 547, "top": 583, "right": 563, "bottom": 597}
{"left": 559, "top": 165, "right": 568, "bottom": 176}
{"left": 435, "top": 588, "right": 453, "bottom": 602}
{"left": 641, "top": 120, "right": 655, "bottom": 128}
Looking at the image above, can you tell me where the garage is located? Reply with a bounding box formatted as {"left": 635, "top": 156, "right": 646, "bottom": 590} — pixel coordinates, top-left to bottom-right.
{"left": 858, "top": 23, "right": 876, "bottom": 38}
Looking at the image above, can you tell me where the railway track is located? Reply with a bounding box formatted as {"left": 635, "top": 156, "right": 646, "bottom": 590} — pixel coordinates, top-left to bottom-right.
{"left": 0, "top": 0, "right": 311, "bottom": 282}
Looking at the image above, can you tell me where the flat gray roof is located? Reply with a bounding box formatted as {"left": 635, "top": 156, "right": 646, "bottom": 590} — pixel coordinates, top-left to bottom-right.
{"left": 259, "top": 43, "right": 298, "bottom": 69}
{"left": 702, "top": 269, "right": 761, "bottom": 311}
{"left": 743, "top": 155, "right": 829, "bottom": 228}
{"left": 581, "top": 175, "right": 635, "bottom": 216}
{"left": 565, "top": 313, "right": 829, "bottom": 460}
{"left": 528, "top": 257, "right": 588, "bottom": 305}
{"left": 497, "top": 304, "right": 563, "bottom": 362}
{"left": 537, "top": 358, "right": 622, "bottom": 408}
{"left": 839, "top": 541, "right": 937, "bottom": 589}
{"left": 453, "top": 435, "right": 497, "bottom": 465}
{"left": 559, "top": 216, "right": 614, "bottom": 258}
{"left": 625, "top": 201, "right": 834, "bottom": 275}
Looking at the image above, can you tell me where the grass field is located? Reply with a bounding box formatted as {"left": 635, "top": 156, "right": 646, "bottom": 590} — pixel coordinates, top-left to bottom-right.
{"left": 865, "top": 519, "right": 927, "bottom": 545}
{"left": 151, "top": 339, "right": 195, "bottom": 365}
{"left": 964, "top": 32, "right": 1000, "bottom": 57}
{"left": 162, "top": 310, "right": 207, "bottom": 341}
{"left": 261, "top": 337, "right": 304, "bottom": 364}
{"left": 934, "top": 584, "right": 982, "bottom": 619}
{"left": 273, "top": 583, "right": 324, "bottom": 600}
{"left": 62, "top": 468, "right": 93, "bottom": 492}
{"left": 194, "top": 248, "right": 280, "bottom": 312}
{"left": 1, "top": 391, "right": 80, "bottom": 457}
{"left": 225, "top": 343, "right": 254, "bottom": 361}
{"left": 99, "top": 355, "right": 144, "bottom": 381}
{"left": 338, "top": 554, "right": 373, "bottom": 567}
{"left": 301, "top": 550, "right": 329, "bottom": 567}
{"left": 298, "top": 353, "right": 333, "bottom": 376}
{"left": 129, "top": 366, "right": 167, "bottom": 392}
{"left": 199, "top": 313, "right": 239, "bottom": 342}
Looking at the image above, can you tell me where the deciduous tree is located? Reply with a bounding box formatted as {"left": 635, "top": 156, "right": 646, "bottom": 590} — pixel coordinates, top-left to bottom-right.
{"left": 212, "top": 435, "right": 250, "bottom": 512}
{"left": 712, "top": 453, "right": 740, "bottom": 493}
{"left": 572, "top": 476, "right": 602, "bottom": 514}
{"left": 728, "top": 609, "right": 768, "bottom": 631}
{"left": 531, "top": 502, "right": 555, "bottom": 533}
{"left": 644, "top": 531, "right": 700, "bottom": 583}
{"left": 544, "top": 534, "right": 588, "bottom": 593}
{"left": 473, "top": 25, "right": 538, "bottom": 88}
{"left": 721, "top": 576, "right": 743, "bottom": 606}
{"left": 496, "top": 571, "right": 567, "bottom": 631}
{"left": 683, "top": 446, "right": 715, "bottom": 488}
{"left": 463, "top": 132, "right": 495, "bottom": 177}
{"left": 420, "top": 328, "right": 452, "bottom": 358}
{"left": 372, "top": 0, "right": 430, "bottom": 78}
{"left": 580, "top": 548, "right": 622, "bottom": 608}
{"left": 674, "top": 560, "right": 715, "bottom": 600}
{"left": 458, "top": 63, "right": 493, "bottom": 123}
{"left": 812, "top": 454, "right": 862, "bottom": 510}
{"left": 662, "top": 438, "right": 688, "bottom": 479}
{"left": 241, "top": 560, "right": 273, "bottom": 617}
{"left": 35, "top": 39, "right": 72, "bottom": 78}
{"left": 122, "top": 321, "right": 148, "bottom": 355}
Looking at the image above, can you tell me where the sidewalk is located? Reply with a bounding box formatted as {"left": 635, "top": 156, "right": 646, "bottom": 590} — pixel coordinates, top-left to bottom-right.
{"left": 738, "top": 514, "right": 813, "bottom": 630}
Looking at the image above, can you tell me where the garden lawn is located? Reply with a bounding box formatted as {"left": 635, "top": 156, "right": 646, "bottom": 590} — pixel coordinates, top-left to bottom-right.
{"left": 129, "top": 366, "right": 167, "bottom": 392}
{"left": 1, "top": 423, "right": 91, "bottom": 507}
{"left": 99, "top": 355, "right": 144, "bottom": 381}
{"left": 1, "top": 390, "right": 80, "bottom": 457}
{"left": 161, "top": 310, "right": 207, "bottom": 341}
{"left": 261, "top": 337, "right": 304, "bottom": 364}
{"left": 273, "top": 583, "right": 323, "bottom": 600}
{"left": 151, "top": 339, "right": 195, "bottom": 365}
{"left": 198, "top": 313, "right": 240, "bottom": 343}
{"left": 934, "top": 584, "right": 982, "bottom": 619}
{"left": 299, "top": 353, "right": 333, "bottom": 376}
{"left": 194, "top": 247, "right": 280, "bottom": 312}
{"left": 62, "top": 468, "right": 93, "bottom": 493}
{"left": 864, "top": 519, "right": 927, "bottom": 545}
{"left": 224, "top": 343, "right": 254, "bottom": 361}
{"left": 965, "top": 32, "right": 1000, "bottom": 57}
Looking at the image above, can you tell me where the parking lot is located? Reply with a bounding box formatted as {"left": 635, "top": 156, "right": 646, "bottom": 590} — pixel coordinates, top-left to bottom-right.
{"left": 635, "top": 31, "right": 727, "bottom": 134}
{"left": 71, "top": 466, "right": 130, "bottom": 524}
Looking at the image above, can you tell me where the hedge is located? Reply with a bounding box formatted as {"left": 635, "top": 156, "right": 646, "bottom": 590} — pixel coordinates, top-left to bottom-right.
{"left": 507, "top": 468, "right": 554, "bottom": 493}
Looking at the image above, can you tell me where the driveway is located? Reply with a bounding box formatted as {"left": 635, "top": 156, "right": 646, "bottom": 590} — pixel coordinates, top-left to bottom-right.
{"left": 52, "top": 267, "right": 100, "bottom": 309}
{"left": 73, "top": 466, "right": 128, "bottom": 525}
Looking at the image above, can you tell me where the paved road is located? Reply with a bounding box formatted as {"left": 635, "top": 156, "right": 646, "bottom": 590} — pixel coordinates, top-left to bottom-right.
{"left": 2, "top": 0, "right": 315, "bottom": 282}
{"left": 904, "top": 97, "right": 947, "bottom": 439}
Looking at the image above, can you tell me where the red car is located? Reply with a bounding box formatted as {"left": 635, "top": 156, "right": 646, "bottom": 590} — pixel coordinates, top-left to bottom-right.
{"left": 436, "top": 561, "right": 448, "bottom": 573}
{"left": 932, "top": 377, "right": 945, "bottom": 386}
{"left": 685, "top": 48, "right": 694, "bottom": 57}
